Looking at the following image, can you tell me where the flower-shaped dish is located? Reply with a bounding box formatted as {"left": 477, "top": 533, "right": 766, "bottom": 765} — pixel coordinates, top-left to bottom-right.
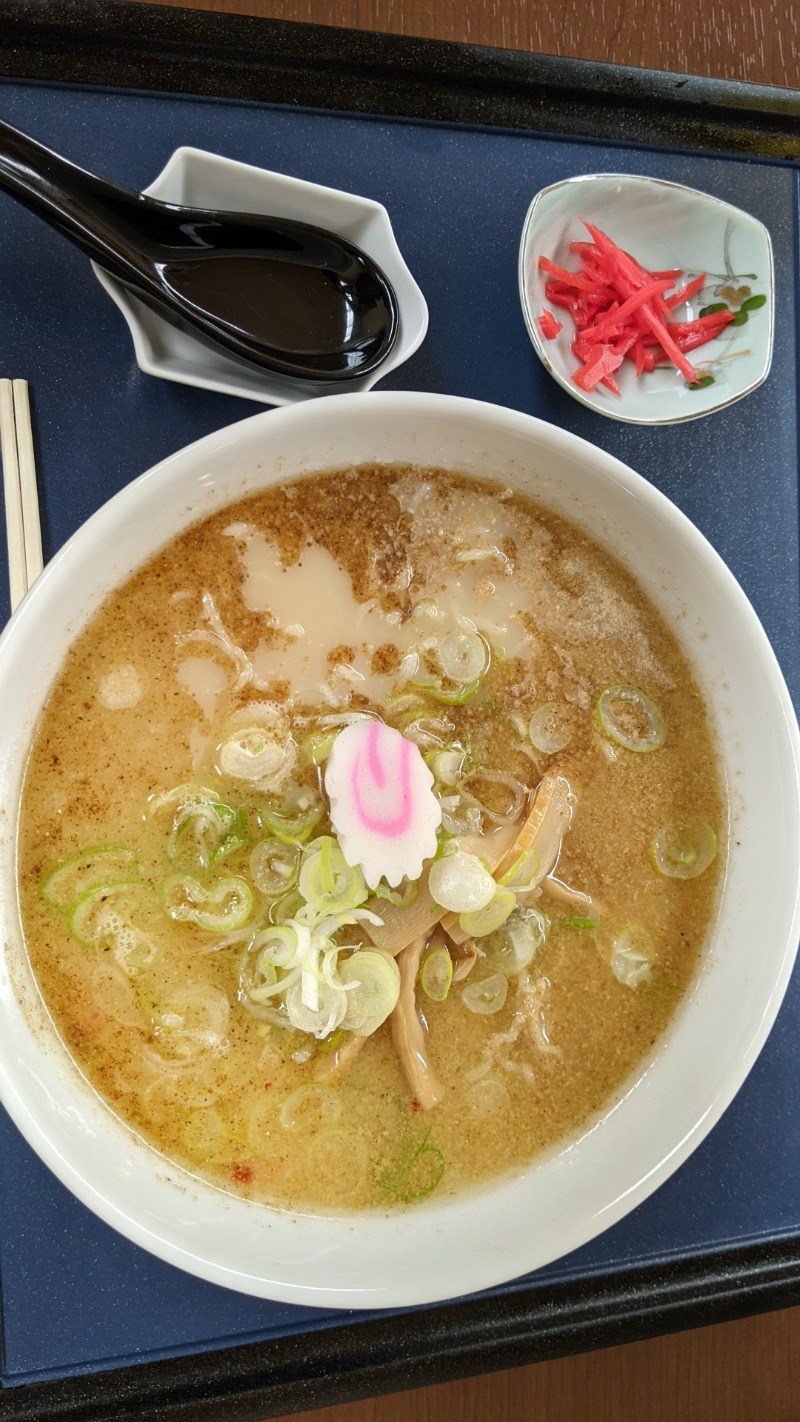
{"left": 93, "top": 147, "right": 428, "bottom": 405}
{"left": 519, "top": 173, "right": 774, "bottom": 425}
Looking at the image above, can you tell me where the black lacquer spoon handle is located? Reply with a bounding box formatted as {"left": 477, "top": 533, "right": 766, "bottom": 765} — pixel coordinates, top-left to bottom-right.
{"left": 0, "top": 118, "right": 161, "bottom": 291}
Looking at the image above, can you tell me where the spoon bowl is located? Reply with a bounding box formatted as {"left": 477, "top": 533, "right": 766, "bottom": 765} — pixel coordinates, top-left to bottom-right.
{"left": 0, "top": 118, "right": 400, "bottom": 383}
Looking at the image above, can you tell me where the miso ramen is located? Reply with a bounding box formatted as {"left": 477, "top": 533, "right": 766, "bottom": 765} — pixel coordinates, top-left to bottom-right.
{"left": 18, "top": 466, "right": 725, "bottom": 1211}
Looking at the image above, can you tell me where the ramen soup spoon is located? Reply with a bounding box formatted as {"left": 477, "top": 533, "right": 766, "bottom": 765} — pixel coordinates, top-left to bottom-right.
{"left": 0, "top": 118, "right": 400, "bottom": 382}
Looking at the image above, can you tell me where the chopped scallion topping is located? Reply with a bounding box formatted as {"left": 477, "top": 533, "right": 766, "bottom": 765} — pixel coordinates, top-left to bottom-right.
{"left": 650, "top": 823, "right": 717, "bottom": 879}
{"left": 482, "top": 906, "right": 548, "bottom": 976}
{"left": 42, "top": 844, "right": 139, "bottom": 912}
{"left": 596, "top": 685, "right": 666, "bottom": 753}
{"left": 459, "top": 886, "right": 516, "bottom": 938}
{"left": 419, "top": 945, "right": 454, "bottom": 1002}
{"left": 610, "top": 927, "right": 653, "bottom": 988}
{"left": 428, "top": 849, "right": 496, "bottom": 913}
{"left": 163, "top": 874, "right": 253, "bottom": 932}
{"left": 461, "top": 972, "right": 508, "bottom": 1015}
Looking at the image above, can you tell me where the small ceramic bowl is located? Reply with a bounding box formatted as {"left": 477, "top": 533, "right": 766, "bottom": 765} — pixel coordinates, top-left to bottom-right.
{"left": 92, "top": 148, "right": 429, "bottom": 405}
{"left": 519, "top": 173, "right": 774, "bottom": 425}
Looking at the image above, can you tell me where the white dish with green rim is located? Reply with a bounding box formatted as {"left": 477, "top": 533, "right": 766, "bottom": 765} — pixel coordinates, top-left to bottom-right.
{"left": 518, "top": 173, "right": 774, "bottom": 424}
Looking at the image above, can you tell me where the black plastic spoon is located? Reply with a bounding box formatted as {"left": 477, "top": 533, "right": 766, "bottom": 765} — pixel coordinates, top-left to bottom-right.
{"left": 0, "top": 119, "right": 400, "bottom": 382}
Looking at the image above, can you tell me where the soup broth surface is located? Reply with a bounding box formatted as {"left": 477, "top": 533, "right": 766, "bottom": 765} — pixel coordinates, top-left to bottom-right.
{"left": 18, "top": 465, "right": 724, "bottom": 1212}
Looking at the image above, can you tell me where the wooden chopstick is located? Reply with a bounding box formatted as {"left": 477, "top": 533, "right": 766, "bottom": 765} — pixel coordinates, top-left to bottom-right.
{"left": 0, "top": 379, "right": 43, "bottom": 611}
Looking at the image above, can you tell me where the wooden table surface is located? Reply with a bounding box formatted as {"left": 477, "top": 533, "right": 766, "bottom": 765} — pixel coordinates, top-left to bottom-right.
{"left": 129, "top": 1, "right": 799, "bottom": 1417}
{"left": 134, "top": 0, "right": 799, "bottom": 89}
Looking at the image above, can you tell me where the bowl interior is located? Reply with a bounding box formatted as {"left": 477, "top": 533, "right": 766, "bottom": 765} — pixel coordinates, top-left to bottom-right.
{"left": 0, "top": 392, "right": 797, "bottom": 1307}
{"left": 519, "top": 174, "right": 775, "bottom": 425}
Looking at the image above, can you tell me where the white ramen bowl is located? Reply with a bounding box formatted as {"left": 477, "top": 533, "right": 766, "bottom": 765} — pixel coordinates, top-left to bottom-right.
{"left": 92, "top": 147, "right": 429, "bottom": 404}
{"left": 0, "top": 392, "right": 798, "bottom": 1308}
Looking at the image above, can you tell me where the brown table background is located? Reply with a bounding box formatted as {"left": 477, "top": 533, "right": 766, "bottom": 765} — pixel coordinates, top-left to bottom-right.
{"left": 127, "top": 1, "right": 799, "bottom": 1416}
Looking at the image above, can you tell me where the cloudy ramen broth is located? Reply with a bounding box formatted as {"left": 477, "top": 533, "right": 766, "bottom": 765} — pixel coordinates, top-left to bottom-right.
{"left": 18, "top": 466, "right": 724, "bottom": 1212}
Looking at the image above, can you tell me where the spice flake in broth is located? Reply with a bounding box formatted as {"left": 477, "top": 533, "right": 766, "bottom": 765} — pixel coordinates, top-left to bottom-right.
{"left": 18, "top": 465, "right": 724, "bottom": 1212}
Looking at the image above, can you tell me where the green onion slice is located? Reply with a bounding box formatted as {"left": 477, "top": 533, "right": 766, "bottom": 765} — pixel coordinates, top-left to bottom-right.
{"left": 298, "top": 837, "right": 368, "bottom": 918}
{"left": 375, "top": 1126, "right": 445, "bottom": 1203}
{"left": 461, "top": 972, "right": 508, "bottom": 1015}
{"left": 279, "top": 1084, "right": 342, "bottom": 1132}
{"left": 163, "top": 874, "right": 253, "bottom": 932}
{"left": 529, "top": 704, "right": 573, "bottom": 755}
{"left": 300, "top": 728, "right": 339, "bottom": 767}
{"left": 411, "top": 675, "right": 482, "bottom": 706}
{"left": 238, "top": 947, "right": 292, "bottom": 1027}
{"left": 424, "top": 746, "right": 466, "bottom": 788}
{"left": 171, "top": 804, "right": 247, "bottom": 866}
{"left": 69, "top": 880, "right": 152, "bottom": 951}
{"left": 42, "top": 845, "right": 138, "bottom": 912}
{"left": 437, "top": 631, "right": 489, "bottom": 685}
{"left": 596, "top": 685, "right": 666, "bottom": 753}
{"left": 338, "top": 949, "right": 401, "bottom": 1035}
{"left": 373, "top": 877, "right": 418, "bottom": 908}
{"left": 316, "top": 1028, "right": 345, "bottom": 1055}
{"left": 482, "top": 906, "right": 548, "bottom": 976}
{"left": 217, "top": 719, "right": 293, "bottom": 785}
{"left": 419, "top": 945, "right": 454, "bottom": 1002}
{"left": 252, "top": 923, "right": 304, "bottom": 974}
{"left": 428, "top": 849, "right": 496, "bottom": 913}
{"left": 650, "top": 823, "right": 717, "bottom": 879}
{"left": 459, "top": 886, "right": 516, "bottom": 939}
{"left": 284, "top": 978, "right": 348, "bottom": 1038}
{"left": 149, "top": 784, "right": 246, "bottom": 867}
{"left": 261, "top": 801, "right": 322, "bottom": 845}
{"left": 270, "top": 887, "right": 306, "bottom": 925}
{"left": 499, "top": 845, "right": 541, "bottom": 892}
{"left": 610, "top": 927, "right": 653, "bottom": 988}
{"left": 248, "top": 955, "right": 279, "bottom": 998}
{"left": 249, "top": 837, "right": 300, "bottom": 897}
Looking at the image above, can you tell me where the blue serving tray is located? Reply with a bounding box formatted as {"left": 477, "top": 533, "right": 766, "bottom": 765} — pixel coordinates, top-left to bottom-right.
{"left": 0, "top": 13, "right": 799, "bottom": 1417}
